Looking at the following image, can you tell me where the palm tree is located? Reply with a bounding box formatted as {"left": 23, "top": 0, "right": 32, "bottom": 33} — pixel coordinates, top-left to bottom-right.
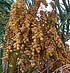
{"left": 0, "top": 0, "right": 70, "bottom": 73}
{"left": 0, "top": 0, "right": 14, "bottom": 72}
{"left": 55, "top": 0, "right": 70, "bottom": 44}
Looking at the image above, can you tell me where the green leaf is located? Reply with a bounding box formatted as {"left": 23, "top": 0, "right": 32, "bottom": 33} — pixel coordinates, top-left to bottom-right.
{"left": 65, "top": 34, "right": 70, "bottom": 41}
{"left": 57, "top": 14, "right": 70, "bottom": 31}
